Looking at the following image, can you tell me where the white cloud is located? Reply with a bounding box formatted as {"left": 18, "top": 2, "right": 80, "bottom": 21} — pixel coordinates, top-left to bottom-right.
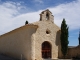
{"left": 0, "top": 0, "right": 80, "bottom": 35}
{"left": 0, "top": 2, "right": 26, "bottom": 35}
{"left": 49, "top": 0, "right": 80, "bottom": 30}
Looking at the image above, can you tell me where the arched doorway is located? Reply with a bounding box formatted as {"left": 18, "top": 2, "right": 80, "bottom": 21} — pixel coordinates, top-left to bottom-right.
{"left": 42, "top": 41, "right": 51, "bottom": 59}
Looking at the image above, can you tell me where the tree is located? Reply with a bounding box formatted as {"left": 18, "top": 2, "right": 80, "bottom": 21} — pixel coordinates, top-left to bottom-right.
{"left": 78, "top": 30, "right": 80, "bottom": 45}
{"left": 60, "top": 18, "right": 69, "bottom": 58}
{"left": 25, "top": 20, "right": 28, "bottom": 25}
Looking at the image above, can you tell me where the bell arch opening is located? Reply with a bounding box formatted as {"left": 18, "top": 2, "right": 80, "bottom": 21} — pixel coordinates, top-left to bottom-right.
{"left": 41, "top": 41, "right": 52, "bottom": 59}
{"left": 46, "top": 12, "right": 49, "bottom": 20}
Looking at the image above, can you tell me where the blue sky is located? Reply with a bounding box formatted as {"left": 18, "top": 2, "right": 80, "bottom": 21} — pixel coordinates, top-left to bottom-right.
{"left": 0, "top": 0, "right": 80, "bottom": 46}
{"left": 0, "top": 0, "right": 76, "bottom": 12}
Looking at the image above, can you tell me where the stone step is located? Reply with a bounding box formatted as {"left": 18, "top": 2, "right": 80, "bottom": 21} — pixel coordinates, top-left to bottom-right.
{"left": 43, "top": 59, "right": 72, "bottom": 60}
{"left": 43, "top": 59, "right": 53, "bottom": 60}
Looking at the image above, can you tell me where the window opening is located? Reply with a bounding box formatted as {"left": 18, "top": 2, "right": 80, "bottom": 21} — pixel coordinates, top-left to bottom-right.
{"left": 46, "top": 13, "right": 49, "bottom": 20}
{"left": 46, "top": 30, "right": 50, "bottom": 34}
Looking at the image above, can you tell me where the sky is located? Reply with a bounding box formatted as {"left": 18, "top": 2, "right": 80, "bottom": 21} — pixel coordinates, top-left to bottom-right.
{"left": 0, "top": 0, "right": 80, "bottom": 46}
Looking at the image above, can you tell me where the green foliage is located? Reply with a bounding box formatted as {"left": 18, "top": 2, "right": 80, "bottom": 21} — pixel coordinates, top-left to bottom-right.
{"left": 60, "top": 18, "right": 69, "bottom": 58}
{"left": 25, "top": 20, "right": 28, "bottom": 25}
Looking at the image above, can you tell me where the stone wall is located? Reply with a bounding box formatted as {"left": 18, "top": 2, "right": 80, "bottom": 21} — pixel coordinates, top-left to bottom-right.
{"left": 67, "top": 46, "right": 80, "bottom": 58}
{"left": 33, "top": 10, "right": 60, "bottom": 60}
{"left": 58, "top": 46, "right": 80, "bottom": 59}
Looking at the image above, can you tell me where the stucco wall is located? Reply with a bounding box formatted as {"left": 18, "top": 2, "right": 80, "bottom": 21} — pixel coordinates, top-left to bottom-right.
{"left": 0, "top": 25, "right": 37, "bottom": 60}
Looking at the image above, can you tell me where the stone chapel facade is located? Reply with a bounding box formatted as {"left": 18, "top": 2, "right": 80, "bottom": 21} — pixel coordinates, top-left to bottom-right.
{"left": 0, "top": 9, "right": 61, "bottom": 60}
{"left": 0, "top": 9, "right": 80, "bottom": 60}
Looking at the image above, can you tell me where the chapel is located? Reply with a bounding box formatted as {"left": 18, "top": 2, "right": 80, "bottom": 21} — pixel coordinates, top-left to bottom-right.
{"left": 0, "top": 9, "right": 80, "bottom": 60}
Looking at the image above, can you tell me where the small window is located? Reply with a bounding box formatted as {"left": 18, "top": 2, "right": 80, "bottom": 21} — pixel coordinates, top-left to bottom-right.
{"left": 46, "top": 30, "right": 50, "bottom": 34}
{"left": 46, "top": 13, "right": 49, "bottom": 20}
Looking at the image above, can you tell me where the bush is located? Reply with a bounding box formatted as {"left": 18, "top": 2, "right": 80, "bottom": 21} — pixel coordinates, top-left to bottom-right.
{"left": 25, "top": 20, "right": 28, "bottom": 25}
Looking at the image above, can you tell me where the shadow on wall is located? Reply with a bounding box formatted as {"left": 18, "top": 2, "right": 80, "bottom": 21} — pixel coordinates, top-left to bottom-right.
{"left": 55, "top": 30, "right": 61, "bottom": 46}
{"left": 55, "top": 30, "right": 63, "bottom": 59}
{"left": 0, "top": 53, "right": 19, "bottom": 60}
